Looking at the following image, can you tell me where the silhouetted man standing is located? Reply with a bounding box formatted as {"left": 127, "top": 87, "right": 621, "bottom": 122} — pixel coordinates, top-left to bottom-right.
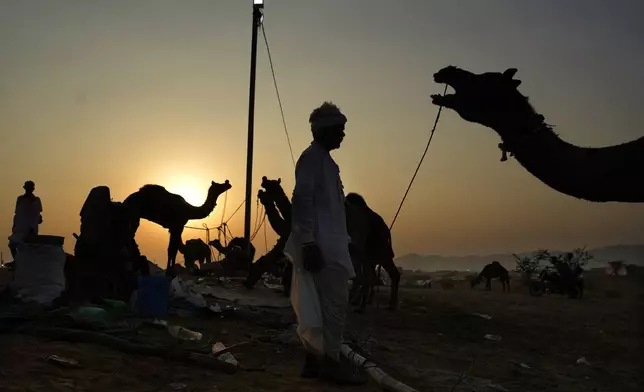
{"left": 8, "top": 181, "right": 43, "bottom": 259}
{"left": 288, "top": 101, "right": 366, "bottom": 385}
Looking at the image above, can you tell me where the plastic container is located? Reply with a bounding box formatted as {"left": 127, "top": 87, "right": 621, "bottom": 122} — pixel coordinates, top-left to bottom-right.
{"left": 135, "top": 276, "right": 169, "bottom": 317}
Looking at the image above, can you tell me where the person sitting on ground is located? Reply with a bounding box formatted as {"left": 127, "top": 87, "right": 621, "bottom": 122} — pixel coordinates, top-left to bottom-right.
{"left": 8, "top": 181, "right": 43, "bottom": 260}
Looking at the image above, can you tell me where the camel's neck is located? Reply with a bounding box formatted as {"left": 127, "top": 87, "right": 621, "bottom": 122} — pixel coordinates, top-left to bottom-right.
{"left": 188, "top": 191, "right": 222, "bottom": 220}
{"left": 495, "top": 117, "right": 644, "bottom": 203}
{"left": 263, "top": 198, "right": 290, "bottom": 238}
{"left": 273, "top": 192, "right": 292, "bottom": 221}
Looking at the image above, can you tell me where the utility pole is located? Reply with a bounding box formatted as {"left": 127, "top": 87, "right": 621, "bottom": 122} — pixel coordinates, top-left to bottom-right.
{"left": 244, "top": 0, "right": 264, "bottom": 250}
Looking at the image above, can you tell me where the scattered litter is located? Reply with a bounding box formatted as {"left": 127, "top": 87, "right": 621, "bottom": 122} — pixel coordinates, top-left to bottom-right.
{"left": 472, "top": 313, "right": 492, "bottom": 320}
{"left": 484, "top": 334, "right": 502, "bottom": 341}
{"left": 168, "top": 382, "right": 187, "bottom": 390}
{"left": 519, "top": 363, "right": 532, "bottom": 369}
{"left": 150, "top": 319, "right": 168, "bottom": 328}
{"left": 210, "top": 303, "right": 222, "bottom": 313}
{"left": 576, "top": 357, "right": 590, "bottom": 366}
{"left": 47, "top": 355, "right": 79, "bottom": 368}
{"left": 263, "top": 280, "right": 283, "bottom": 291}
{"left": 170, "top": 277, "right": 208, "bottom": 308}
{"left": 486, "top": 383, "right": 510, "bottom": 392}
{"left": 168, "top": 325, "right": 203, "bottom": 341}
{"left": 185, "top": 292, "right": 208, "bottom": 308}
{"left": 212, "top": 342, "right": 239, "bottom": 366}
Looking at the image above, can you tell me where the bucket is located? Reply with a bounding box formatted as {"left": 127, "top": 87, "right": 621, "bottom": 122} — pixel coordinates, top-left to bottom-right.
{"left": 134, "top": 275, "right": 169, "bottom": 317}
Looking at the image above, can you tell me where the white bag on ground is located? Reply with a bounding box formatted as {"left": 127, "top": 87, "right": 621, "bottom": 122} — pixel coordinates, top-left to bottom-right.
{"left": 284, "top": 250, "right": 325, "bottom": 357}
{"left": 11, "top": 242, "right": 66, "bottom": 304}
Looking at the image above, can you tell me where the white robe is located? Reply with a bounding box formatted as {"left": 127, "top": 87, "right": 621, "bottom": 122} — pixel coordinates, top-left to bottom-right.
{"left": 286, "top": 141, "right": 354, "bottom": 278}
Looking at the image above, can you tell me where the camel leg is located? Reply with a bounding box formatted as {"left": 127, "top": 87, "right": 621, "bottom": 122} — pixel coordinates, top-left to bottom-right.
{"left": 167, "top": 229, "right": 183, "bottom": 276}
{"left": 367, "top": 280, "right": 375, "bottom": 305}
{"left": 380, "top": 258, "right": 400, "bottom": 310}
{"left": 348, "top": 244, "right": 364, "bottom": 306}
{"left": 485, "top": 277, "right": 491, "bottom": 291}
{"left": 349, "top": 276, "right": 363, "bottom": 306}
{"left": 356, "top": 261, "right": 376, "bottom": 314}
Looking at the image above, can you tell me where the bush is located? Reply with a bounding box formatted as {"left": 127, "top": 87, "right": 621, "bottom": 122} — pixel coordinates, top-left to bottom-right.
{"left": 514, "top": 249, "right": 549, "bottom": 281}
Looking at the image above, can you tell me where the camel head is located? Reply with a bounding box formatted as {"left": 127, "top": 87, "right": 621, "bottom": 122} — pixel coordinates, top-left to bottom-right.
{"left": 431, "top": 66, "right": 535, "bottom": 132}
{"left": 258, "top": 176, "right": 286, "bottom": 205}
{"left": 209, "top": 180, "right": 232, "bottom": 197}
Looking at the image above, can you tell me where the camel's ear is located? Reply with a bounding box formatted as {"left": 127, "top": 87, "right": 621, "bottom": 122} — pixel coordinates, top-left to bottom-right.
{"left": 503, "top": 68, "right": 518, "bottom": 78}
{"left": 212, "top": 181, "right": 215, "bottom": 186}
{"left": 262, "top": 176, "right": 267, "bottom": 181}
{"left": 277, "top": 178, "right": 281, "bottom": 184}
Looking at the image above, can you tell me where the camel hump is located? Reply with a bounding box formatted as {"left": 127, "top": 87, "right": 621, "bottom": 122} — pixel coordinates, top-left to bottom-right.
{"left": 139, "top": 184, "right": 168, "bottom": 193}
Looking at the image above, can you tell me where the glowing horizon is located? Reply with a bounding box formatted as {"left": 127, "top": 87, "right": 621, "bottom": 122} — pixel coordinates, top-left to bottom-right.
{"left": 2, "top": 0, "right": 644, "bottom": 265}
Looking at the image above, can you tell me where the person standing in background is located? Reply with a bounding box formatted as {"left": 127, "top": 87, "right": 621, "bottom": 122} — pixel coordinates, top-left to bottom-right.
{"left": 8, "top": 181, "right": 43, "bottom": 259}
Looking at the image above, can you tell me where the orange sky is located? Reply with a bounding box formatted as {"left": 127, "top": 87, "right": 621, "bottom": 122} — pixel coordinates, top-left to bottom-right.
{"left": 2, "top": 1, "right": 644, "bottom": 265}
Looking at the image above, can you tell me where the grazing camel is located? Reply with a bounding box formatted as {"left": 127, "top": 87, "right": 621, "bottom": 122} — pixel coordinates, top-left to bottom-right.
{"left": 471, "top": 261, "right": 510, "bottom": 292}
{"left": 123, "top": 180, "right": 231, "bottom": 275}
{"left": 431, "top": 66, "right": 644, "bottom": 203}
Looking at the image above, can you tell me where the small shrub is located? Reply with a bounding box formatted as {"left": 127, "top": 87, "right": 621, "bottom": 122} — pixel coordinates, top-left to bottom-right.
{"left": 514, "top": 249, "right": 549, "bottom": 282}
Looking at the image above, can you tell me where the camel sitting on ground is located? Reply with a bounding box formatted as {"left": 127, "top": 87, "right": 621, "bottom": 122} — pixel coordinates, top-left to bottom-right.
{"left": 471, "top": 261, "right": 510, "bottom": 292}
{"left": 123, "top": 180, "right": 231, "bottom": 276}
{"left": 431, "top": 65, "right": 644, "bottom": 203}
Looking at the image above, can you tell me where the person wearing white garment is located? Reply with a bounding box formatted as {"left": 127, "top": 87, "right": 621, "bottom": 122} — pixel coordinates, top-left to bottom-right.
{"left": 8, "top": 181, "right": 43, "bottom": 259}
{"left": 290, "top": 101, "right": 367, "bottom": 385}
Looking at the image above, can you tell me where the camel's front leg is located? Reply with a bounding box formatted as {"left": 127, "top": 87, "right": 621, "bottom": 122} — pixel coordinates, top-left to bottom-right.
{"left": 485, "top": 277, "right": 491, "bottom": 291}
{"left": 167, "top": 229, "right": 183, "bottom": 276}
{"left": 381, "top": 259, "right": 400, "bottom": 310}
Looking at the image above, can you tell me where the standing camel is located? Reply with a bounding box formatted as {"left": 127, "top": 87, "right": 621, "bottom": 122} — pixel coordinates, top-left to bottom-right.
{"left": 471, "top": 261, "right": 510, "bottom": 292}
{"left": 123, "top": 180, "right": 231, "bottom": 275}
{"left": 179, "top": 238, "right": 212, "bottom": 273}
{"left": 430, "top": 66, "right": 644, "bottom": 203}
{"left": 345, "top": 192, "right": 400, "bottom": 312}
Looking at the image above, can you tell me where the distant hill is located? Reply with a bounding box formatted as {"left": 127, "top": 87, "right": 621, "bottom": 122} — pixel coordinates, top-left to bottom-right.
{"left": 394, "top": 244, "right": 644, "bottom": 272}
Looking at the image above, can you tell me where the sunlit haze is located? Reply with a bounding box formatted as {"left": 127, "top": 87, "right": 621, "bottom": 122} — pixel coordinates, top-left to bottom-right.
{"left": 2, "top": 0, "right": 644, "bottom": 266}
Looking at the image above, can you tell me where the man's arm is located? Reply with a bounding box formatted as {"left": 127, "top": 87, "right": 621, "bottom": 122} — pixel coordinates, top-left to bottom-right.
{"left": 291, "top": 151, "right": 321, "bottom": 244}
{"left": 37, "top": 197, "right": 43, "bottom": 223}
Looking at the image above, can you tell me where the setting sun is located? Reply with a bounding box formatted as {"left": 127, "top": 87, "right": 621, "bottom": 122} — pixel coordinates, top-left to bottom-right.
{"left": 165, "top": 176, "right": 211, "bottom": 206}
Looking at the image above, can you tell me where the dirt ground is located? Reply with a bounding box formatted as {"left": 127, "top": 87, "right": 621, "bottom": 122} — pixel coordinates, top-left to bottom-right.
{"left": 0, "top": 268, "right": 642, "bottom": 392}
